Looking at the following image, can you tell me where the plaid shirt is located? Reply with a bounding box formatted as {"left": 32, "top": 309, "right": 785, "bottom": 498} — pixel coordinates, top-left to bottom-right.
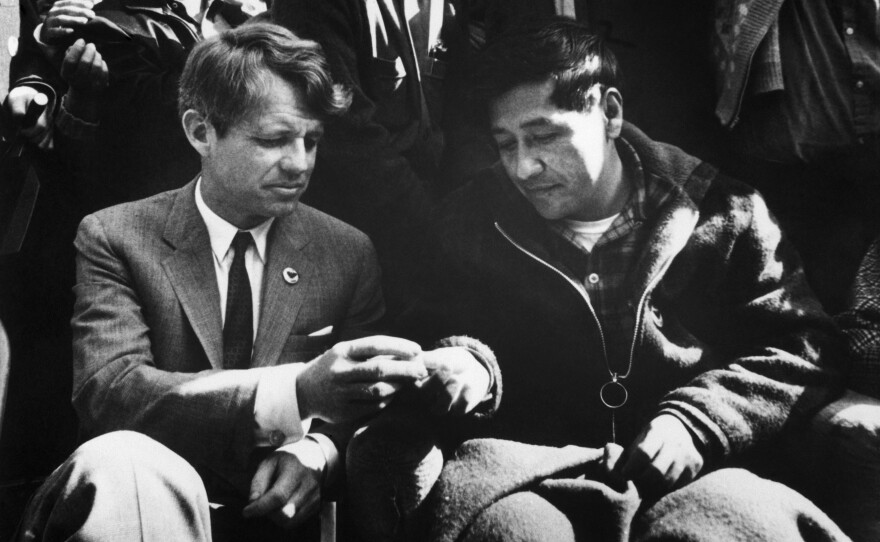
{"left": 837, "top": 235, "right": 880, "bottom": 398}
{"left": 551, "top": 139, "right": 676, "bottom": 373}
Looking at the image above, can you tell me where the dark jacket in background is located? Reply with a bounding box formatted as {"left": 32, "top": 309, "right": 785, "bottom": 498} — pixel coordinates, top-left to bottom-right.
{"left": 58, "top": 0, "right": 201, "bottom": 214}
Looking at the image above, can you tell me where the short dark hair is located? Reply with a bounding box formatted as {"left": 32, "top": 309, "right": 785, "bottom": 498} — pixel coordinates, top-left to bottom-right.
{"left": 178, "top": 22, "right": 351, "bottom": 137}
{"left": 470, "top": 17, "right": 621, "bottom": 116}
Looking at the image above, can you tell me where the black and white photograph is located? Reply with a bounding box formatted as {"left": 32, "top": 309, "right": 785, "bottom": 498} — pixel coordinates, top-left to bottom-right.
{"left": 1, "top": 1, "right": 878, "bottom": 540}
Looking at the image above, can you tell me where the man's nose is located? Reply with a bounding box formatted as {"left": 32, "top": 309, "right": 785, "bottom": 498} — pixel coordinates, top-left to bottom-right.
{"left": 516, "top": 148, "right": 544, "bottom": 180}
{"left": 280, "top": 139, "right": 309, "bottom": 174}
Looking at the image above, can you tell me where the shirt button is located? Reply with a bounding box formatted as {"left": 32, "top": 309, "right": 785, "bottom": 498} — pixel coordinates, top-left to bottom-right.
{"left": 846, "top": 26, "right": 855, "bottom": 35}
{"left": 588, "top": 273, "right": 600, "bottom": 284}
{"left": 269, "top": 430, "right": 284, "bottom": 446}
{"left": 856, "top": 80, "right": 865, "bottom": 89}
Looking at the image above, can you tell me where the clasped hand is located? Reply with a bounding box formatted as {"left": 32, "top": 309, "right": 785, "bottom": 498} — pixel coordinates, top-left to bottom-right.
{"left": 296, "top": 335, "right": 428, "bottom": 423}
{"left": 415, "top": 346, "right": 491, "bottom": 415}
{"left": 609, "top": 414, "right": 704, "bottom": 498}
{"left": 40, "top": 0, "right": 96, "bottom": 44}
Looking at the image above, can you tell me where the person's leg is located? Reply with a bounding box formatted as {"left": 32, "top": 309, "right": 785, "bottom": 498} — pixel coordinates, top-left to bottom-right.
{"left": 15, "top": 430, "right": 212, "bottom": 542}
{"left": 632, "top": 468, "right": 849, "bottom": 541}
{"left": 460, "top": 491, "right": 575, "bottom": 542}
{"left": 345, "top": 405, "right": 444, "bottom": 542}
{"left": 804, "top": 391, "right": 880, "bottom": 542}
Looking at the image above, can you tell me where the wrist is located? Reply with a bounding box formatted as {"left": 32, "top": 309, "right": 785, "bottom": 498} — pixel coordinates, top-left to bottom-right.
{"left": 296, "top": 360, "right": 315, "bottom": 420}
{"left": 66, "top": 88, "right": 102, "bottom": 121}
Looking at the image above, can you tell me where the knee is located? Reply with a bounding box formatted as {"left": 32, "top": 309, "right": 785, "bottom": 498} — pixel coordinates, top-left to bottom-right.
{"left": 67, "top": 431, "right": 204, "bottom": 499}
{"left": 812, "top": 390, "right": 880, "bottom": 467}
{"left": 18, "top": 432, "right": 210, "bottom": 542}
{"left": 72, "top": 430, "right": 197, "bottom": 471}
{"left": 462, "top": 492, "right": 575, "bottom": 542}
{"left": 634, "top": 469, "right": 845, "bottom": 541}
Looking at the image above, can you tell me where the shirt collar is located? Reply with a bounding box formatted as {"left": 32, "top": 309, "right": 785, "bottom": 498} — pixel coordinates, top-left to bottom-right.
{"left": 195, "top": 177, "right": 274, "bottom": 264}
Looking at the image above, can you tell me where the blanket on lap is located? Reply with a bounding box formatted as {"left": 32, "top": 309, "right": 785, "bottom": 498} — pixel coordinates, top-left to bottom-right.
{"left": 425, "top": 439, "right": 850, "bottom": 542}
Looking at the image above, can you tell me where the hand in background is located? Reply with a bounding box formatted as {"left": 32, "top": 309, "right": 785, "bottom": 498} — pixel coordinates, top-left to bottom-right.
{"left": 40, "top": 0, "right": 96, "bottom": 45}
{"left": 6, "top": 86, "right": 53, "bottom": 149}
{"left": 415, "top": 346, "right": 491, "bottom": 415}
{"left": 60, "top": 39, "right": 108, "bottom": 123}
{"left": 296, "top": 335, "right": 428, "bottom": 423}
{"left": 615, "top": 414, "right": 704, "bottom": 497}
{"left": 60, "top": 39, "right": 108, "bottom": 94}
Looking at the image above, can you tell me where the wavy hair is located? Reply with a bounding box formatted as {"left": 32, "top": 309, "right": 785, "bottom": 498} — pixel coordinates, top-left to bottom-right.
{"left": 470, "top": 17, "right": 621, "bottom": 118}
{"left": 178, "top": 22, "right": 352, "bottom": 136}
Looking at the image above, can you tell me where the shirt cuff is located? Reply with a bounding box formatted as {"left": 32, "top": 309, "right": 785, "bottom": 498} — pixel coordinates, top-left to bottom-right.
{"left": 305, "top": 433, "right": 340, "bottom": 489}
{"left": 253, "top": 363, "right": 310, "bottom": 447}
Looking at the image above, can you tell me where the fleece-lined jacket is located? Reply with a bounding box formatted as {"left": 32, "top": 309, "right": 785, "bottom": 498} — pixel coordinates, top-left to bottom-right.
{"left": 403, "top": 122, "right": 843, "bottom": 466}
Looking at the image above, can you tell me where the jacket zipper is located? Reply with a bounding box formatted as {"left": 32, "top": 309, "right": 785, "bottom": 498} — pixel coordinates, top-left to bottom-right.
{"left": 627, "top": 256, "right": 676, "bottom": 379}
{"left": 495, "top": 221, "right": 677, "bottom": 441}
{"left": 495, "top": 223, "right": 611, "bottom": 371}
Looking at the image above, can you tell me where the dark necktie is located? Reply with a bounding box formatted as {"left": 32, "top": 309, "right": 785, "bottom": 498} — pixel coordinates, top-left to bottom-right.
{"left": 223, "top": 231, "right": 254, "bottom": 369}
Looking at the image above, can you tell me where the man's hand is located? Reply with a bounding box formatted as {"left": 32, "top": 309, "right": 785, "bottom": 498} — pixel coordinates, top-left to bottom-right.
{"left": 615, "top": 415, "right": 704, "bottom": 497}
{"left": 6, "top": 86, "right": 53, "bottom": 149}
{"left": 60, "top": 39, "right": 108, "bottom": 95}
{"left": 296, "top": 335, "right": 428, "bottom": 423}
{"left": 415, "top": 347, "right": 491, "bottom": 415}
{"left": 40, "top": 0, "right": 96, "bottom": 44}
{"left": 59, "top": 39, "right": 109, "bottom": 124}
{"left": 242, "top": 441, "right": 324, "bottom": 529}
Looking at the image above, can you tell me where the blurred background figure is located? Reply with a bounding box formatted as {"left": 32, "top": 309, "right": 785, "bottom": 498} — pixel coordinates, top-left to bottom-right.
{"left": 713, "top": 0, "right": 880, "bottom": 314}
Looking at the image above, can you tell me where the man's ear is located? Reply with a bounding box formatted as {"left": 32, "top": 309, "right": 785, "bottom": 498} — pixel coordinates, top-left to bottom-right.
{"left": 182, "top": 109, "right": 212, "bottom": 157}
{"left": 601, "top": 87, "right": 623, "bottom": 139}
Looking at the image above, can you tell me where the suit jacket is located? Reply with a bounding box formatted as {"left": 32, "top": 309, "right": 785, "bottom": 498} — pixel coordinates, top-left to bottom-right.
{"left": 70, "top": 180, "right": 384, "bottom": 481}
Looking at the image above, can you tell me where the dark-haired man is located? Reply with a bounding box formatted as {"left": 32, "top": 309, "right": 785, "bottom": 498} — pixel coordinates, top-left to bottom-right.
{"left": 14, "top": 22, "right": 497, "bottom": 541}
{"left": 359, "top": 17, "right": 849, "bottom": 541}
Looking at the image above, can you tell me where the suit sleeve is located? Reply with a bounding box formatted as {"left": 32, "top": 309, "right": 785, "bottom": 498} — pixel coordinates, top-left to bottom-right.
{"left": 71, "top": 213, "right": 264, "bottom": 472}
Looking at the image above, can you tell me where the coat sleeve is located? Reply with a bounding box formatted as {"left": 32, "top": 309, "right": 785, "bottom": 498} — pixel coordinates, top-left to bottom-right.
{"left": 656, "top": 187, "right": 845, "bottom": 465}
{"left": 72, "top": 213, "right": 270, "bottom": 471}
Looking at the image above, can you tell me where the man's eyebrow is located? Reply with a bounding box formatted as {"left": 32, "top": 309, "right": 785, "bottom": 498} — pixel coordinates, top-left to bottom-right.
{"left": 520, "top": 118, "right": 555, "bottom": 129}
{"left": 491, "top": 118, "right": 555, "bottom": 135}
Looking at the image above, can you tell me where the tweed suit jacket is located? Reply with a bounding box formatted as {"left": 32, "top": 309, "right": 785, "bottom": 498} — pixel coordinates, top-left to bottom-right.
{"left": 70, "top": 179, "right": 384, "bottom": 479}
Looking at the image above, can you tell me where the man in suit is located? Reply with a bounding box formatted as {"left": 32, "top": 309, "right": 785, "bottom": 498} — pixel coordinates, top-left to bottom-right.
{"left": 15, "top": 22, "right": 498, "bottom": 541}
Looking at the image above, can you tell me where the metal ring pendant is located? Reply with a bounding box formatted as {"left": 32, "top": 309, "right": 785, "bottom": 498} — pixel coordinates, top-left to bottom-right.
{"left": 600, "top": 377, "right": 628, "bottom": 409}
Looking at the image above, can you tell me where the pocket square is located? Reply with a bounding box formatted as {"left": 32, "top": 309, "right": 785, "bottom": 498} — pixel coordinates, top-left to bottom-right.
{"left": 308, "top": 325, "right": 334, "bottom": 337}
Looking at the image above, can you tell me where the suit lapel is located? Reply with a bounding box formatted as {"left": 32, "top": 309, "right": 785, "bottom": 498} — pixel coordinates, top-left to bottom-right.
{"left": 251, "top": 211, "right": 314, "bottom": 368}
{"left": 161, "top": 181, "right": 225, "bottom": 369}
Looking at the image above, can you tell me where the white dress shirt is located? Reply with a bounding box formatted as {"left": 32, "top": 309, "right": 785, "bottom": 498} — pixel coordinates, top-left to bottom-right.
{"left": 195, "top": 179, "right": 338, "bottom": 478}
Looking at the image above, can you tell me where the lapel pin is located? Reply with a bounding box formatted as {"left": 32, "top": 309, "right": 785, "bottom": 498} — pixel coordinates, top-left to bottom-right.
{"left": 282, "top": 267, "right": 299, "bottom": 285}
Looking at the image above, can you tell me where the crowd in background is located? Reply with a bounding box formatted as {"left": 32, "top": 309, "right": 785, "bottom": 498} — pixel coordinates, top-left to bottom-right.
{"left": 1, "top": 0, "right": 879, "bottom": 538}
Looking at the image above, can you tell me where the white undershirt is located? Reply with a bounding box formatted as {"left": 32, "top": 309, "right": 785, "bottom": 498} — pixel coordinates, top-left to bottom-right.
{"left": 563, "top": 214, "right": 620, "bottom": 252}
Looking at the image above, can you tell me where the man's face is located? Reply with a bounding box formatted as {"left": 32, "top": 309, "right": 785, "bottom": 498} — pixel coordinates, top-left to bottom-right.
{"left": 199, "top": 72, "right": 324, "bottom": 229}
{"left": 489, "top": 78, "right": 614, "bottom": 221}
